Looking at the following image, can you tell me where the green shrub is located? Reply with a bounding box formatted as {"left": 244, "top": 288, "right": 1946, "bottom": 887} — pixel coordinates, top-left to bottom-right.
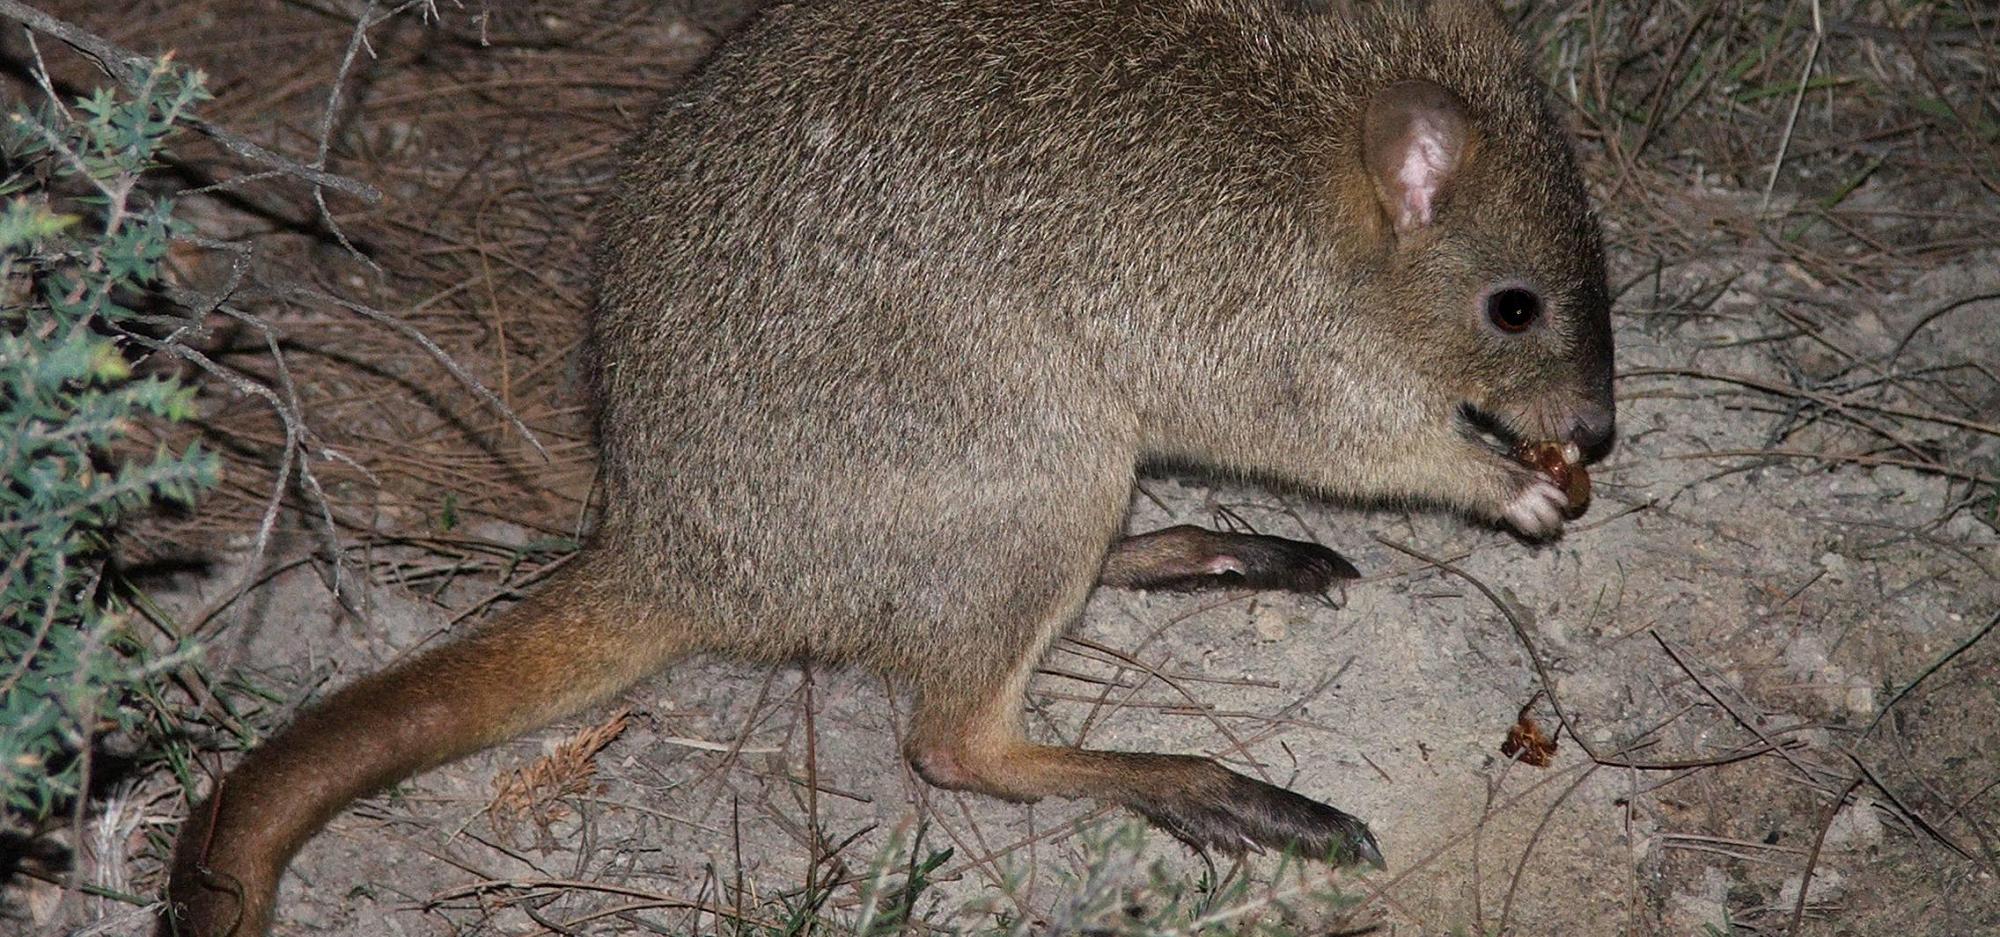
{"left": 0, "top": 56, "right": 218, "bottom": 823}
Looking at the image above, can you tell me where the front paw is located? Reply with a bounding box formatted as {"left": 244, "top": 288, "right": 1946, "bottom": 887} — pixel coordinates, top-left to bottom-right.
{"left": 1100, "top": 526, "right": 1360, "bottom": 594}
{"left": 1502, "top": 471, "right": 1570, "bottom": 540}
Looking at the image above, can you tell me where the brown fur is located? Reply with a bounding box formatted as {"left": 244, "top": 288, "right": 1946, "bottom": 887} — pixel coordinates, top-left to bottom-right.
{"left": 166, "top": 1, "right": 1614, "bottom": 932}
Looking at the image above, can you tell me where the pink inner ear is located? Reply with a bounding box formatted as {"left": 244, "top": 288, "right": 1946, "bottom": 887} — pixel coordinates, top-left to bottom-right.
{"left": 1394, "top": 115, "right": 1455, "bottom": 229}
{"left": 1363, "top": 80, "right": 1470, "bottom": 236}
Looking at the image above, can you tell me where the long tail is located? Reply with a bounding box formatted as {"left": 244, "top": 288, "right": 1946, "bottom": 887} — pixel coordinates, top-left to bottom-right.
{"left": 165, "top": 560, "right": 684, "bottom": 936}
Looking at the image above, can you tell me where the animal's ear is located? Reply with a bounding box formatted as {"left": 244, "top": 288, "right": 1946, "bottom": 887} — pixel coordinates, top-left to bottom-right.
{"left": 1362, "top": 80, "right": 1470, "bottom": 234}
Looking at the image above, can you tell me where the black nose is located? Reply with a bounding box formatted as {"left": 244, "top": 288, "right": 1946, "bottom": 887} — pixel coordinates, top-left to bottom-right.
{"left": 1569, "top": 404, "right": 1615, "bottom": 457}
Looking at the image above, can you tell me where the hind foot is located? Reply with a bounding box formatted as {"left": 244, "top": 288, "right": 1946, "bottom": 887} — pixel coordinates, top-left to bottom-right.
{"left": 1124, "top": 760, "right": 1384, "bottom": 868}
{"left": 1100, "top": 525, "right": 1360, "bottom": 594}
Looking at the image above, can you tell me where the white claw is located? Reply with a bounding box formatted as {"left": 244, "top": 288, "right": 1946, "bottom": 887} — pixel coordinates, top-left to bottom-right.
{"left": 1503, "top": 478, "right": 1568, "bottom": 538}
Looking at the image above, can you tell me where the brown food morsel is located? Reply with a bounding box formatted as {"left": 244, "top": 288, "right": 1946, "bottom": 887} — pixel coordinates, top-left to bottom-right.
{"left": 1517, "top": 440, "right": 1591, "bottom": 518}
{"left": 1500, "top": 710, "right": 1558, "bottom": 767}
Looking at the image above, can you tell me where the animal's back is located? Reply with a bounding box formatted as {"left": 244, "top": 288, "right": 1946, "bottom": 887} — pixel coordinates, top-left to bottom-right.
{"left": 580, "top": 1, "right": 1585, "bottom": 639}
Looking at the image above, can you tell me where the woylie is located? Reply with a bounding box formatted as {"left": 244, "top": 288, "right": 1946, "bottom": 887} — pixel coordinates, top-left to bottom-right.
{"left": 168, "top": 1, "right": 1616, "bottom": 933}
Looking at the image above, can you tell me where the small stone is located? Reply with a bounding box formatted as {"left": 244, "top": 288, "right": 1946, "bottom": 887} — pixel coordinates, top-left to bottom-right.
{"left": 1843, "top": 683, "right": 1875, "bottom": 716}
{"left": 1824, "top": 799, "right": 1884, "bottom": 852}
{"left": 1252, "top": 605, "right": 1289, "bottom": 641}
{"left": 1667, "top": 893, "right": 1729, "bottom": 934}
{"left": 1777, "top": 867, "right": 1845, "bottom": 907}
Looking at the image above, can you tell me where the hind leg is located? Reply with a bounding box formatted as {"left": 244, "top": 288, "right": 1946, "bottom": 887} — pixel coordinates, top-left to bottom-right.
{"left": 1100, "top": 525, "right": 1360, "bottom": 594}
{"left": 899, "top": 601, "right": 1381, "bottom": 866}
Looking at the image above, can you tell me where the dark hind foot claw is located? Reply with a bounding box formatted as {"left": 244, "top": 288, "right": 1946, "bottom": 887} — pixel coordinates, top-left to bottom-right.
{"left": 1101, "top": 525, "right": 1360, "bottom": 595}
{"left": 1127, "top": 765, "right": 1384, "bottom": 869}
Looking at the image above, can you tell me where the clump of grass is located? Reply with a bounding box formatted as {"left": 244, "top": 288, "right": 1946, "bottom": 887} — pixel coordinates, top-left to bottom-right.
{"left": 488, "top": 707, "right": 633, "bottom": 843}
{"left": 736, "top": 821, "right": 1365, "bottom": 937}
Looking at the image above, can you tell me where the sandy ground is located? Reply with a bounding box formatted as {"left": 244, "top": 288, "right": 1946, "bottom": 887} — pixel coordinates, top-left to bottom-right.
{"left": 112, "top": 247, "right": 1999, "bottom": 937}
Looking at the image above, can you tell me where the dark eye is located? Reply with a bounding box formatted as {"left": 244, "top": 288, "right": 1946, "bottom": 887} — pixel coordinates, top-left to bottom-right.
{"left": 1486, "top": 287, "right": 1542, "bottom": 333}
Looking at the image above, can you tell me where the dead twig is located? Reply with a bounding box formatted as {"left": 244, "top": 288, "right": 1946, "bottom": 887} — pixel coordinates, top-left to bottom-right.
{"left": 1373, "top": 535, "right": 1803, "bottom": 773}
{"left": 1864, "top": 608, "right": 2000, "bottom": 736}
{"left": 278, "top": 286, "right": 552, "bottom": 462}
{"left": 1786, "top": 776, "right": 1864, "bottom": 937}
{"left": 0, "top": 0, "right": 382, "bottom": 203}
{"left": 1624, "top": 367, "right": 2000, "bottom": 439}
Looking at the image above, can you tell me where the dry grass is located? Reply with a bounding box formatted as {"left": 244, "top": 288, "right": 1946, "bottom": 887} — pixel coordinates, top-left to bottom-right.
{"left": 487, "top": 707, "right": 632, "bottom": 844}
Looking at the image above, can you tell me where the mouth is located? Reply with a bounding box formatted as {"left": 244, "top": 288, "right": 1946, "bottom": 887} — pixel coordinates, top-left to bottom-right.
{"left": 1457, "top": 402, "right": 1522, "bottom": 457}
{"left": 1458, "top": 402, "right": 1591, "bottom": 516}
